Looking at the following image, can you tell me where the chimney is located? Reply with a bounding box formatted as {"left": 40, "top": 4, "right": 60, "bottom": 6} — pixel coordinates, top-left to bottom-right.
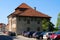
{"left": 34, "top": 7, "right": 36, "bottom": 10}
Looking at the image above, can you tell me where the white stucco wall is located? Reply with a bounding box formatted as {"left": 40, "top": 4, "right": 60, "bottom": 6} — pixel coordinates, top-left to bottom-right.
{"left": 8, "top": 17, "right": 17, "bottom": 32}
{"left": 8, "top": 17, "right": 12, "bottom": 31}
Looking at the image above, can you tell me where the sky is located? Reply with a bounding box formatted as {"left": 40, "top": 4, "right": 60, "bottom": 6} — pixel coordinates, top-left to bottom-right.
{"left": 0, "top": 0, "right": 60, "bottom": 27}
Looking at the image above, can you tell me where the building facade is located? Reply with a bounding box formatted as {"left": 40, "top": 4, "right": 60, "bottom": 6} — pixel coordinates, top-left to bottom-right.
{"left": 0, "top": 23, "right": 6, "bottom": 32}
{"left": 7, "top": 3, "right": 51, "bottom": 34}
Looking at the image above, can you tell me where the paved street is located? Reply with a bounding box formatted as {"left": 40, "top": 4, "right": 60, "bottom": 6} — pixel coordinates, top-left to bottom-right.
{"left": 0, "top": 35, "right": 37, "bottom": 40}
{"left": 0, "top": 32, "right": 42, "bottom": 40}
{"left": 0, "top": 35, "right": 13, "bottom": 40}
{"left": 14, "top": 35, "right": 37, "bottom": 40}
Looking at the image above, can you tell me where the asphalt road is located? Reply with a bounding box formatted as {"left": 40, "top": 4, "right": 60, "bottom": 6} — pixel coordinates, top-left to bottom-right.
{"left": 14, "top": 35, "right": 37, "bottom": 40}
{"left": 0, "top": 35, "right": 44, "bottom": 40}
{"left": 0, "top": 35, "right": 37, "bottom": 40}
{"left": 0, "top": 35, "right": 13, "bottom": 40}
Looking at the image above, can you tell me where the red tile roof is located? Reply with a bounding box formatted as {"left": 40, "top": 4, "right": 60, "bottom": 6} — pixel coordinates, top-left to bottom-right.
{"left": 18, "top": 3, "right": 32, "bottom": 8}
{"left": 8, "top": 3, "right": 51, "bottom": 18}
{"left": 0, "top": 23, "right": 5, "bottom": 28}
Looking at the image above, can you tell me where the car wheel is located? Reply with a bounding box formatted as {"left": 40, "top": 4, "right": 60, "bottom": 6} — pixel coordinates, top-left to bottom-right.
{"left": 55, "top": 38, "right": 58, "bottom": 40}
{"left": 48, "top": 38, "right": 54, "bottom": 40}
{"left": 47, "top": 38, "right": 50, "bottom": 40}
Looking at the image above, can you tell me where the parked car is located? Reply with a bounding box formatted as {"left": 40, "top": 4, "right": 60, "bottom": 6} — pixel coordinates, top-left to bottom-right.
{"left": 22, "top": 31, "right": 35, "bottom": 37}
{"left": 43, "top": 32, "right": 54, "bottom": 40}
{"left": 8, "top": 31, "right": 16, "bottom": 36}
{"left": 0, "top": 31, "right": 7, "bottom": 35}
{"left": 39, "top": 32, "right": 45, "bottom": 39}
{"left": 33, "top": 31, "right": 43, "bottom": 39}
{"left": 27, "top": 31, "right": 35, "bottom": 38}
{"left": 50, "top": 31, "right": 60, "bottom": 40}
{"left": 22, "top": 31, "right": 27, "bottom": 36}
{"left": 23, "top": 31, "right": 30, "bottom": 37}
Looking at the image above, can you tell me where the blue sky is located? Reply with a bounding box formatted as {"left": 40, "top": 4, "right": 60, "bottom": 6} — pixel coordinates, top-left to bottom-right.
{"left": 0, "top": 0, "right": 60, "bottom": 27}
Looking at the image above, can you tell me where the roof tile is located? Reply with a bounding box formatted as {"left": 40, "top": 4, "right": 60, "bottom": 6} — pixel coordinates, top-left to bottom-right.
{"left": 8, "top": 3, "right": 51, "bottom": 18}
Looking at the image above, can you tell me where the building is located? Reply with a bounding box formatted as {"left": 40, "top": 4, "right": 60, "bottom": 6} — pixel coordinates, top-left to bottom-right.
{"left": 7, "top": 3, "right": 51, "bottom": 34}
{"left": 5, "top": 24, "right": 9, "bottom": 31}
{"left": 0, "top": 23, "right": 6, "bottom": 32}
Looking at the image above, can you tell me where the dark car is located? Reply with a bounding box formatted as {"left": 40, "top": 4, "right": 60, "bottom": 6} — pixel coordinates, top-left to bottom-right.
{"left": 39, "top": 32, "right": 45, "bottom": 39}
{"left": 27, "top": 31, "right": 35, "bottom": 38}
{"left": 22, "top": 31, "right": 30, "bottom": 37}
{"left": 22, "top": 31, "right": 35, "bottom": 37}
{"left": 33, "top": 31, "right": 43, "bottom": 39}
{"left": 22, "top": 31, "right": 27, "bottom": 36}
{"left": 8, "top": 31, "right": 16, "bottom": 36}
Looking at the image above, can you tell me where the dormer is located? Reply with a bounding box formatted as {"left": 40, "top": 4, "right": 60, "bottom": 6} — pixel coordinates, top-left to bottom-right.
{"left": 15, "top": 7, "right": 28, "bottom": 12}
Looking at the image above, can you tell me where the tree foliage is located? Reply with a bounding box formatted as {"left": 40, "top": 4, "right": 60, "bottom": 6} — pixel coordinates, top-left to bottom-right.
{"left": 56, "top": 13, "right": 60, "bottom": 29}
{"left": 42, "top": 18, "right": 49, "bottom": 31}
{"left": 48, "top": 22, "right": 54, "bottom": 31}
{"left": 42, "top": 18, "right": 54, "bottom": 31}
{"left": 56, "top": 13, "right": 60, "bottom": 27}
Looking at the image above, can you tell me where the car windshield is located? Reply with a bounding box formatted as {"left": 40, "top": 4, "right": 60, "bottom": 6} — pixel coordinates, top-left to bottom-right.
{"left": 40, "top": 32, "right": 45, "bottom": 35}
{"left": 36, "top": 32, "right": 41, "bottom": 35}
{"left": 44, "top": 32, "right": 52, "bottom": 35}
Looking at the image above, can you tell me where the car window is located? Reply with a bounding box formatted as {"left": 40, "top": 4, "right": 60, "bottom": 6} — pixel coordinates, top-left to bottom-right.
{"left": 48, "top": 33, "right": 52, "bottom": 35}
{"left": 41, "top": 32, "right": 45, "bottom": 35}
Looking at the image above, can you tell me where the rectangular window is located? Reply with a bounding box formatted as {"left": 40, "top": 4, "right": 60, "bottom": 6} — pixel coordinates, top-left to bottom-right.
{"left": 27, "top": 20, "right": 30, "bottom": 24}
{"left": 23, "top": 18, "right": 26, "bottom": 21}
{"left": 18, "top": 17, "right": 21, "bottom": 21}
{"left": 19, "top": 18, "right": 21, "bottom": 21}
{"left": 37, "top": 21, "right": 40, "bottom": 24}
{"left": 34, "top": 18, "right": 37, "bottom": 21}
{"left": 31, "top": 18, "right": 33, "bottom": 21}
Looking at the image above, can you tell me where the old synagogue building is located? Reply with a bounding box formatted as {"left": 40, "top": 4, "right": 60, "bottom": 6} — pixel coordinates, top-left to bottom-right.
{"left": 7, "top": 3, "right": 51, "bottom": 34}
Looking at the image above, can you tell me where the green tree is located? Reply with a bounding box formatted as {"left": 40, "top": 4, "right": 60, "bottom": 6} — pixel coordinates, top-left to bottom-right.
{"left": 56, "top": 13, "right": 60, "bottom": 30}
{"left": 48, "top": 22, "right": 54, "bottom": 31}
{"left": 42, "top": 18, "right": 54, "bottom": 31}
{"left": 42, "top": 18, "right": 49, "bottom": 31}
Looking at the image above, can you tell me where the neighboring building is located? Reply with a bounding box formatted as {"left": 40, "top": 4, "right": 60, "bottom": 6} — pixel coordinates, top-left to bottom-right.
{"left": 0, "top": 23, "right": 6, "bottom": 32}
{"left": 5, "top": 24, "right": 9, "bottom": 31}
{"left": 7, "top": 3, "right": 51, "bottom": 34}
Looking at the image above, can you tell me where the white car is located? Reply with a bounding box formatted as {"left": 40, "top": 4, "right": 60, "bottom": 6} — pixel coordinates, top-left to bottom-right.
{"left": 43, "top": 32, "right": 53, "bottom": 40}
{"left": 0, "top": 31, "right": 7, "bottom": 35}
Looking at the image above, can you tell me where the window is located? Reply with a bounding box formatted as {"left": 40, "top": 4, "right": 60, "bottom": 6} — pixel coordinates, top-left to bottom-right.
{"left": 19, "top": 8, "right": 27, "bottom": 11}
{"left": 19, "top": 18, "right": 20, "bottom": 21}
{"left": 23, "top": 18, "right": 26, "bottom": 21}
{"left": 31, "top": 18, "right": 33, "bottom": 21}
{"left": 37, "top": 21, "right": 40, "bottom": 24}
{"left": 18, "top": 17, "right": 21, "bottom": 21}
{"left": 26, "top": 27, "right": 30, "bottom": 31}
{"left": 34, "top": 18, "right": 37, "bottom": 21}
{"left": 37, "top": 27, "right": 40, "bottom": 31}
{"left": 27, "top": 20, "right": 30, "bottom": 24}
